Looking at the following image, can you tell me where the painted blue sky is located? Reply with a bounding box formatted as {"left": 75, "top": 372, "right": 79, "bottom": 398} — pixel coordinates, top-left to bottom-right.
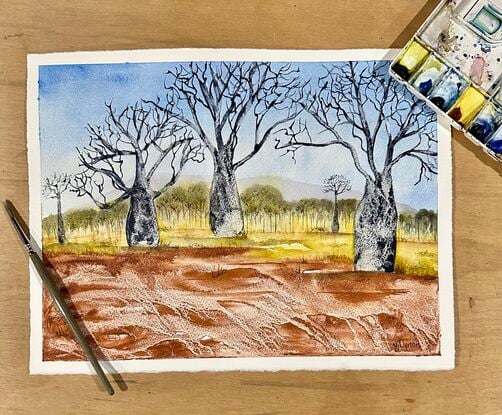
{"left": 39, "top": 60, "right": 438, "bottom": 216}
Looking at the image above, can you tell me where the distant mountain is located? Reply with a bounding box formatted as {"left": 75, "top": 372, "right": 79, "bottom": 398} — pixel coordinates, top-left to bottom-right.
{"left": 170, "top": 174, "right": 417, "bottom": 213}
{"left": 62, "top": 173, "right": 418, "bottom": 215}
{"left": 239, "top": 175, "right": 360, "bottom": 200}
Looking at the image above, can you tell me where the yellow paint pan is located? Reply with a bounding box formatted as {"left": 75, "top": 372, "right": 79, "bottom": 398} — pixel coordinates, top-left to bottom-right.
{"left": 447, "top": 86, "right": 486, "bottom": 127}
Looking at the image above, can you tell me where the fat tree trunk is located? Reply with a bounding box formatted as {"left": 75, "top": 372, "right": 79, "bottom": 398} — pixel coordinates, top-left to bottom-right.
{"left": 56, "top": 195, "right": 65, "bottom": 244}
{"left": 125, "top": 169, "right": 160, "bottom": 247}
{"left": 354, "top": 174, "right": 398, "bottom": 272}
{"left": 331, "top": 195, "right": 340, "bottom": 234}
{"left": 209, "top": 154, "right": 244, "bottom": 237}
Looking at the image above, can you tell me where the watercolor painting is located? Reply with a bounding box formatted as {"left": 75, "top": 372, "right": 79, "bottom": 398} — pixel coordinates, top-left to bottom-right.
{"left": 27, "top": 49, "right": 453, "bottom": 374}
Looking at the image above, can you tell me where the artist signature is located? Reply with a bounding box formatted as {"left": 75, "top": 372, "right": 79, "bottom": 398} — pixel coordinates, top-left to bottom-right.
{"left": 392, "top": 340, "right": 420, "bottom": 352}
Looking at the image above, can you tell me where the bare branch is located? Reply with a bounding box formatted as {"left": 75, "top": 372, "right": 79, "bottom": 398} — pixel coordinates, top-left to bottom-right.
{"left": 153, "top": 139, "right": 205, "bottom": 198}
{"left": 70, "top": 171, "right": 129, "bottom": 209}
{"left": 42, "top": 173, "right": 72, "bottom": 199}
{"left": 274, "top": 118, "right": 374, "bottom": 182}
{"left": 73, "top": 99, "right": 205, "bottom": 208}
{"left": 155, "top": 61, "right": 307, "bottom": 169}
{"left": 275, "top": 61, "right": 438, "bottom": 185}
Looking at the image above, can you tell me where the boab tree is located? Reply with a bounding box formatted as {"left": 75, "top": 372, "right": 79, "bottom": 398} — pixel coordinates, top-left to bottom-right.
{"left": 147, "top": 62, "right": 305, "bottom": 237}
{"left": 42, "top": 173, "right": 72, "bottom": 244}
{"left": 72, "top": 101, "right": 204, "bottom": 247}
{"left": 276, "top": 62, "right": 437, "bottom": 272}
{"left": 323, "top": 174, "right": 351, "bottom": 233}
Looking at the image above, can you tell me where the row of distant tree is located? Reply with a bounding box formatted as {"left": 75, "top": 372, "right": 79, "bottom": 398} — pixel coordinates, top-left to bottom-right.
{"left": 42, "top": 182, "right": 437, "bottom": 243}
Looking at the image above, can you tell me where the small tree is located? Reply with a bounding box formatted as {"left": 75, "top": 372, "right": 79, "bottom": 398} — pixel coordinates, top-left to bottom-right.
{"left": 398, "top": 212, "right": 413, "bottom": 240}
{"left": 322, "top": 174, "right": 351, "bottom": 233}
{"left": 338, "top": 198, "right": 358, "bottom": 232}
{"left": 241, "top": 185, "right": 286, "bottom": 232}
{"left": 42, "top": 214, "right": 58, "bottom": 240}
{"left": 295, "top": 198, "right": 334, "bottom": 232}
{"left": 72, "top": 101, "right": 204, "bottom": 247}
{"left": 42, "top": 173, "right": 71, "bottom": 244}
{"left": 185, "top": 182, "right": 210, "bottom": 228}
{"left": 415, "top": 208, "right": 437, "bottom": 242}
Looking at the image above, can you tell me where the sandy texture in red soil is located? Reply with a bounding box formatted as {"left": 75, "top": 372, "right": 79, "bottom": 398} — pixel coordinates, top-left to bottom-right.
{"left": 42, "top": 247, "right": 439, "bottom": 361}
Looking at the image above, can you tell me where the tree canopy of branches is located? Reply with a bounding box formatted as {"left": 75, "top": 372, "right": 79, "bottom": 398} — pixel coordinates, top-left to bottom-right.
{"left": 147, "top": 61, "right": 306, "bottom": 237}
{"left": 276, "top": 61, "right": 437, "bottom": 271}
{"left": 42, "top": 173, "right": 71, "bottom": 244}
{"left": 72, "top": 100, "right": 204, "bottom": 246}
{"left": 323, "top": 174, "right": 352, "bottom": 197}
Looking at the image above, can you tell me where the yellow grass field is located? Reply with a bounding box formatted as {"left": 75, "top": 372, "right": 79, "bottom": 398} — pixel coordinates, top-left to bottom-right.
{"left": 44, "top": 230, "right": 438, "bottom": 277}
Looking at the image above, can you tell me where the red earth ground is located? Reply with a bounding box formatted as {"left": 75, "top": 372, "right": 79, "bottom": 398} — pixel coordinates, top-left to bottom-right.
{"left": 42, "top": 247, "right": 439, "bottom": 361}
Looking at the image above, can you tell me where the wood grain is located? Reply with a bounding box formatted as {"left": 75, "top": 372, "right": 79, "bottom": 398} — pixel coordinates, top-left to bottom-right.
{"left": 1, "top": 1, "right": 501, "bottom": 413}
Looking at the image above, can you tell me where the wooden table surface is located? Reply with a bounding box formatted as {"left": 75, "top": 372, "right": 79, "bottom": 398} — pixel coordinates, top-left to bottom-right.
{"left": 1, "top": 1, "right": 501, "bottom": 413}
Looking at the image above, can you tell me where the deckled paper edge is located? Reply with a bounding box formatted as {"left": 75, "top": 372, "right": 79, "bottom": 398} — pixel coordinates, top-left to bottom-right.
{"left": 27, "top": 48, "right": 454, "bottom": 375}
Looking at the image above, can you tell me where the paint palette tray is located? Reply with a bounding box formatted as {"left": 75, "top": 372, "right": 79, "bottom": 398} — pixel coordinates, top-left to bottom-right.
{"left": 390, "top": 0, "right": 502, "bottom": 162}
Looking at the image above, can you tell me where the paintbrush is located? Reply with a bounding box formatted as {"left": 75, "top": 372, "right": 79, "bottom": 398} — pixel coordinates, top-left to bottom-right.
{"left": 4, "top": 199, "right": 115, "bottom": 395}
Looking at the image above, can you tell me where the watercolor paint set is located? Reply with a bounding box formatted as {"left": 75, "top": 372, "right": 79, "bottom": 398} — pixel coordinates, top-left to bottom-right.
{"left": 390, "top": 0, "right": 502, "bottom": 162}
